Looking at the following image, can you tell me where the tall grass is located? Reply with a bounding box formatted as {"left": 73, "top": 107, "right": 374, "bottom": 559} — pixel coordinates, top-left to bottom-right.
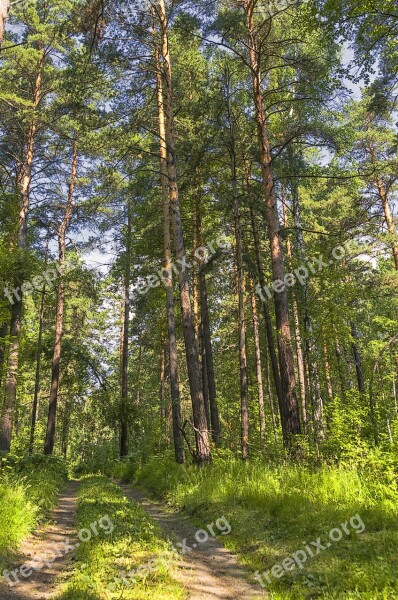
{"left": 0, "top": 455, "right": 68, "bottom": 570}
{"left": 132, "top": 453, "right": 398, "bottom": 599}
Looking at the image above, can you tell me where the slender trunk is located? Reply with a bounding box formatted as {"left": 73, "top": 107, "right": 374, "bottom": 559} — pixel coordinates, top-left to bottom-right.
{"left": 228, "top": 114, "right": 249, "bottom": 459}
{"left": 244, "top": 2, "right": 301, "bottom": 445}
{"left": 266, "top": 348, "right": 279, "bottom": 443}
{"left": 158, "top": 0, "right": 210, "bottom": 462}
{"left": 351, "top": 322, "right": 365, "bottom": 394}
{"left": 251, "top": 291, "right": 266, "bottom": 443}
{"left": 196, "top": 180, "right": 221, "bottom": 444}
{"left": 281, "top": 187, "right": 308, "bottom": 432}
{"left": 153, "top": 13, "right": 185, "bottom": 463}
{"left": 0, "top": 0, "right": 10, "bottom": 46}
{"left": 160, "top": 340, "right": 166, "bottom": 420}
{"left": 0, "top": 54, "right": 43, "bottom": 453}
{"left": 323, "top": 338, "right": 334, "bottom": 402}
{"left": 245, "top": 162, "right": 282, "bottom": 409}
{"left": 29, "top": 280, "right": 46, "bottom": 455}
{"left": 0, "top": 323, "right": 8, "bottom": 392}
{"left": 119, "top": 198, "right": 132, "bottom": 458}
{"left": 44, "top": 140, "right": 78, "bottom": 455}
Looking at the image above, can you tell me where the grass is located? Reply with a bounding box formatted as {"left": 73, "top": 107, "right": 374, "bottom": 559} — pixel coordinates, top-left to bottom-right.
{"left": 57, "top": 475, "right": 186, "bottom": 600}
{"left": 0, "top": 454, "right": 68, "bottom": 571}
{"left": 128, "top": 453, "right": 398, "bottom": 599}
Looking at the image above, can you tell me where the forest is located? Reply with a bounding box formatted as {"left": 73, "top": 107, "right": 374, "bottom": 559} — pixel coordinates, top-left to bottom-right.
{"left": 0, "top": 0, "right": 397, "bottom": 598}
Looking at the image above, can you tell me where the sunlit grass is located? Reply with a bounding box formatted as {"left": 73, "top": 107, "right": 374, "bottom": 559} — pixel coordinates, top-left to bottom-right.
{"left": 57, "top": 475, "right": 185, "bottom": 599}
{"left": 134, "top": 455, "right": 398, "bottom": 599}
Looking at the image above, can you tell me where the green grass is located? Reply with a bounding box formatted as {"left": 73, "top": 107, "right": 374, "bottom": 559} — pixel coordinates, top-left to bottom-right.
{"left": 57, "top": 475, "right": 186, "bottom": 599}
{"left": 130, "top": 454, "right": 398, "bottom": 599}
{"left": 0, "top": 455, "right": 68, "bottom": 571}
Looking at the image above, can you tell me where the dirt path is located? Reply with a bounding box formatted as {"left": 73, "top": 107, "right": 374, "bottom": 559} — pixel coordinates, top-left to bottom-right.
{"left": 0, "top": 480, "right": 80, "bottom": 600}
{"left": 119, "top": 484, "right": 266, "bottom": 600}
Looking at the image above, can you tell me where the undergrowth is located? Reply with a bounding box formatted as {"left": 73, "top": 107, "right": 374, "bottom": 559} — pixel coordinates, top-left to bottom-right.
{"left": 0, "top": 454, "right": 68, "bottom": 571}
{"left": 125, "top": 452, "right": 398, "bottom": 599}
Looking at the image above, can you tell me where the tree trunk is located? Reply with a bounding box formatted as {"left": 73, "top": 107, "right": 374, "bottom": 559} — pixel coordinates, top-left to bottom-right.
{"left": 251, "top": 291, "right": 266, "bottom": 443}
{"left": 29, "top": 278, "right": 46, "bottom": 455}
{"left": 0, "top": 323, "right": 8, "bottom": 392}
{"left": 227, "top": 110, "right": 250, "bottom": 459}
{"left": 44, "top": 140, "right": 78, "bottom": 455}
{"left": 245, "top": 160, "right": 283, "bottom": 410}
{"left": 157, "top": 0, "right": 210, "bottom": 463}
{"left": 119, "top": 197, "right": 132, "bottom": 458}
{"left": 0, "top": 53, "right": 43, "bottom": 453}
{"left": 153, "top": 13, "right": 185, "bottom": 463}
{"left": 351, "top": 322, "right": 366, "bottom": 394}
{"left": 281, "top": 187, "right": 308, "bottom": 432}
{"left": 323, "top": 337, "right": 334, "bottom": 402}
{"left": 195, "top": 180, "right": 221, "bottom": 445}
{"left": 244, "top": 1, "right": 301, "bottom": 446}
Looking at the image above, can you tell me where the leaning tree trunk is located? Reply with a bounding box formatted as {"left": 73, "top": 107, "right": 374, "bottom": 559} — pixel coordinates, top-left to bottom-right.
{"left": 157, "top": 0, "right": 210, "bottom": 463}
{"left": 244, "top": 1, "right": 301, "bottom": 446}
{"left": 44, "top": 140, "right": 78, "bottom": 455}
{"left": 153, "top": 16, "right": 185, "bottom": 463}
{"left": 0, "top": 53, "right": 44, "bottom": 453}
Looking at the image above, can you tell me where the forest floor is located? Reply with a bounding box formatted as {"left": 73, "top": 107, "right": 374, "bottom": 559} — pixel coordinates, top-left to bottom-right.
{"left": 120, "top": 483, "right": 265, "bottom": 599}
{"left": 0, "top": 480, "right": 80, "bottom": 600}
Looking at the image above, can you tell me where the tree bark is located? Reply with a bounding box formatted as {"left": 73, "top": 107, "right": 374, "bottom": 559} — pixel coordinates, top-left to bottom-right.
{"left": 281, "top": 187, "right": 308, "bottom": 432}
{"left": 227, "top": 105, "right": 250, "bottom": 459}
{"left": 245, "top": 160, "right": 283, "bottom": 411}
{"left": 351, "top": 321, "right": 366, "bottom": 394}
{"left": 29, "top": 252, "right": 47, "bottom": 455}
{"left": 195, "top": 181, "right": 221, "bottom": 445}
{"left": 0, "top": 323, "right": 8, "bottom": 392}
{"left": 119, "top": 197, "right": 132, "bottom": 458}
{"left": 44, "top": 140, "right": 78, "bottom": 455}
{"left": 157, "top": 0, "right": 210, "bottom": 463}
{"left": 153, "top": 12, "right": 185, "bottom": 463}
{"left": 244, "top": 1, "right": 301, "bottom": 446}
{"left": 251, "top": 291, "right": 266, "bottom": 443}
